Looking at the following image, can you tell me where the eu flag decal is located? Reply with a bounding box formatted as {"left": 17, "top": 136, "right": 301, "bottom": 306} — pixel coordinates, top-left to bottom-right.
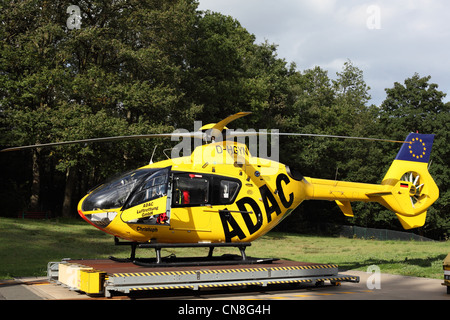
{"left": 395, "top": 133, "right": 435, "bottom": 163}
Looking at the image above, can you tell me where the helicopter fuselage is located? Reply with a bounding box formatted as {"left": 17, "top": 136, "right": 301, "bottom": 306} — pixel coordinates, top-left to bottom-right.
{"left": 78, "top": 140, "right": 306, "bottom": 243}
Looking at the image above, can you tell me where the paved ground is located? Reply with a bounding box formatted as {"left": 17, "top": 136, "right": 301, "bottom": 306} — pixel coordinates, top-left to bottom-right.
{"left": 0, "top": 270, "right": 448, "bottom": 300}
{"left": 197, "top": 270, "right": 449, "bottom": 300}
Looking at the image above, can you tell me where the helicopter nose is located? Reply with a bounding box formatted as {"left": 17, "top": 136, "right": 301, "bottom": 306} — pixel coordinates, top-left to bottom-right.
{"left": 78, "top": 208, "right": 96, "bottom": 228}
{"left": 78, "top": 204, "right": 118, "bottom": 231}
{"left": 76, "top": 167, "right": 155, "bottom": 230}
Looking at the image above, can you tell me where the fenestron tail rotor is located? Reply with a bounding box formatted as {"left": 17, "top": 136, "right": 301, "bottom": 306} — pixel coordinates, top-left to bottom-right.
{"left": 400, "top": 171, "right": 425, "bottom": 209}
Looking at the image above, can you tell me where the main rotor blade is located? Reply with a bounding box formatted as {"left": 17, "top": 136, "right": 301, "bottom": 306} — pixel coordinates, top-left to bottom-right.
{"left": 227, "top": 131, "right": 407, "bottom": 144}
{"left": 211, "top": 112, "right": 251, "bottom": 132}
{"left": 1, "top": 128, "right": 406, "bottom": 153}
{"left": 0, "top": 132, "right": 202, "bottom": 152}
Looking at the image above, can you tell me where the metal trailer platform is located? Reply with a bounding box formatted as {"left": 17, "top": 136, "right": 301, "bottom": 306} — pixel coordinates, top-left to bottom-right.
{"left": 47, "top": 259, "right": 359, "bottom": 298}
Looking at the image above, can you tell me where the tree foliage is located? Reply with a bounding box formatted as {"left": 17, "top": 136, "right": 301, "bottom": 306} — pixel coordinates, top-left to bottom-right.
{"left": 0, "top": 1, "right": 448, "bottom": 238}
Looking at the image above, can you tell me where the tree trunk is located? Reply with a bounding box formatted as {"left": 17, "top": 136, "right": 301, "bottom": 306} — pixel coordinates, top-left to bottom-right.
{"left": 62, "top": 166, "right": 76, "bottom": 218}
{"left": 29, "top": 150, "right": 40, "bottom": 210}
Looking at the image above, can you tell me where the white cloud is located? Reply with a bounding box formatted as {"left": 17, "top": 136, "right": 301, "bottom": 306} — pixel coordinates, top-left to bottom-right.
{"left": 198, "top": 0, "right": 450, "bottom": 105}
{"left": 302, "top": 0, "right": 338, "bottom": 14}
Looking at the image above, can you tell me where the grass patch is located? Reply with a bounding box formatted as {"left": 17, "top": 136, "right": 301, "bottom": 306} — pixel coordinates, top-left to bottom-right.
{"left": 0, "top": 217, "right": 448, "bottom": 279}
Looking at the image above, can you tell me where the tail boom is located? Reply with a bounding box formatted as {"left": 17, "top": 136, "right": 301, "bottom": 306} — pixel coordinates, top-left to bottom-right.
{"left": 304, "top": 133, "right": 439, "bottom": 230}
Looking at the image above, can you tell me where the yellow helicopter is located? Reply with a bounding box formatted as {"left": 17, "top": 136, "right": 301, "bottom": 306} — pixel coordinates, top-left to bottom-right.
{"left": 1, "top": 112, "right": 439, "bottom": 266}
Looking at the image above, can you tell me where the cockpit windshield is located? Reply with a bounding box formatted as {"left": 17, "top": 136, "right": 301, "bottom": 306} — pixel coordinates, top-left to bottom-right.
{"left": 122, "top": 169, "right": 169, "bottom": 210}
{"left": 81, "top": 169, "right": 156, "bottom": 211}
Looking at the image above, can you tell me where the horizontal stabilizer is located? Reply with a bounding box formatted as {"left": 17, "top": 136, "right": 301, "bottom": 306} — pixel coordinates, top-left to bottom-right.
{"left": 335, "top": 200, "right": 354, "bottom": 217}
{"left": 365, "top": 191, "right": 392, "bottom": 197}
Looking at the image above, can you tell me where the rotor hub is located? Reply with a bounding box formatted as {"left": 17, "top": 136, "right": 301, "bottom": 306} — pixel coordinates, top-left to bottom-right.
{"left": 409, "top": 185, "right": 417, "bottom": 197}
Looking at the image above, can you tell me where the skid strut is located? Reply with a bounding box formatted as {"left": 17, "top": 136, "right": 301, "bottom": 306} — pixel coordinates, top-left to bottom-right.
{"left": 109, "top": 237, "right": 273, "bottom": 267}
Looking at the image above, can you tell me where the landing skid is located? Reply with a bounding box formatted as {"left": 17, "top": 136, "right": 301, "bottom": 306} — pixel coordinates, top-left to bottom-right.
{"left": 109, "top": 237, "right": 277, "bottom": 267}
{"left": 132, "top": 255, "right": 278, "bottom": 267}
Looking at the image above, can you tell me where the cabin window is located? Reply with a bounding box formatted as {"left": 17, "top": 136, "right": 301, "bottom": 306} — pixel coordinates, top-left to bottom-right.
{"left": 171, "top": 173, "right": 241, "bottom": 207}
{"left": 173, "top": 174, "right": 209, "bottom": 206}
{"left": 213, "top": 179, "right": 240, "bottom": 205}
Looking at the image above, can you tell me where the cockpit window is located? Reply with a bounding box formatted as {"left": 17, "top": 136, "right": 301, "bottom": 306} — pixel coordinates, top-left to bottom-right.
{"left": 81, "top": 169, "right": 155, "bottom": 211}
{"left": 122, "top": 169, "right": 169, "bottom": 210}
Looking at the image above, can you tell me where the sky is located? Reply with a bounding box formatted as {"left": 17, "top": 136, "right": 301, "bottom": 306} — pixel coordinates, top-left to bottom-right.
{"left": 197, "top": 0, "right": 450, "bottom": 106}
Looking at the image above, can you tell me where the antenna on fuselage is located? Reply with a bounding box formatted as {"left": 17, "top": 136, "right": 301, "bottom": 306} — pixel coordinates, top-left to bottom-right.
{"left": 149, "top": 145, "right": 157, "bottom": 164}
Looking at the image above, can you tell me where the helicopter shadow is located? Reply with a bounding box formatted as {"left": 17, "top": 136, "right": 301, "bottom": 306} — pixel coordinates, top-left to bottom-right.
{"left": 336, "top": 253, "right": 447, "bottom": 272}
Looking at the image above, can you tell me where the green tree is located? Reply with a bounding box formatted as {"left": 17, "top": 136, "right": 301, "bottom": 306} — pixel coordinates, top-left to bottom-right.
{"left": 331, "top": 60, "right": 380, "bottom": 184}
{"left": 287, "top": 61, "right": 376, "bottom": 180}
{"left": 182, "top": 11, "right": 253, "bottom": 124}
{"left": 333, "top": 59, "right": 371, "bottom": 107}
{"left": 183, "top": 11, "right": 298, "bottom": 130}
{"left": 1, "top": 1, "right": 298, "bottom": 217}
{"left": 0, "top": 0, "right": 199, "bottom": 216}
{"left": 0, "top": 0, "right": 67, "bottom": 211}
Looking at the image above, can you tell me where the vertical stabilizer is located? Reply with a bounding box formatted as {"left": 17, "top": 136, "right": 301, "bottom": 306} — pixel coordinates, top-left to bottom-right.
{"left": 375, "top": 133, "right": 439, "bottom": 229}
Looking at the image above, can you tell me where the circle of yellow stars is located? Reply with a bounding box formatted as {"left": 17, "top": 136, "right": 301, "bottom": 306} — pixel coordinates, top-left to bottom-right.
{"left": 409, "top": 137, "right": 427, "bottom": 159}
